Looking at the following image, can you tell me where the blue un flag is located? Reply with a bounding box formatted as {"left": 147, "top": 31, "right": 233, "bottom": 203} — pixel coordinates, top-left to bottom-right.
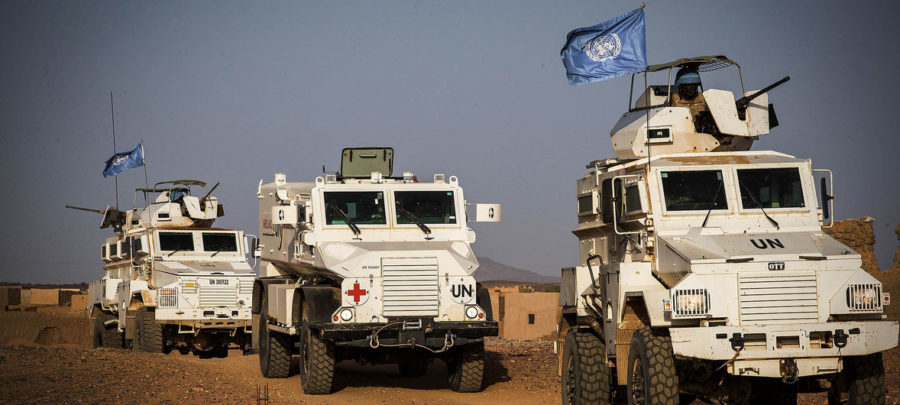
{"left": 560, "top": 8, "right": 647, "bottom": 85}
{"left": 103, "top": 143, "right": 144, "bottom": 177}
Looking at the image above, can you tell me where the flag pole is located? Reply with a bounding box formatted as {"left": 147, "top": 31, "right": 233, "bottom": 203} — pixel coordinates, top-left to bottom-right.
{"left": 141, "top": 140, "right": 150, "bottom": 207}
{"left": 110, "top": 92, "right": 119, "bottom": 209}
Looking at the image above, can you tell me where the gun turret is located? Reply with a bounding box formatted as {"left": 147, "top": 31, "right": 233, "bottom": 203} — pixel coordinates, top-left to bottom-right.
{"left": 66, "top": 204, "right": 126, "bottom": 231}
{"left": 65, "top": 205, "right": 107, "bottom": 214}
{"left": 198, "top": 182, "right": 219, "bottom": 206}
{"left": 736, "top": 76, "right": 790, "bottom": 111}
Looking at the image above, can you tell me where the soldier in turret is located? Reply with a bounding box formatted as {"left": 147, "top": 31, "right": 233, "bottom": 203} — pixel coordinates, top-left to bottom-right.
{"left": 669, "top": 67, "right": 706, "bottom": 117}
{"left": 670, "top": 66, "right": 719, "bottom": 134}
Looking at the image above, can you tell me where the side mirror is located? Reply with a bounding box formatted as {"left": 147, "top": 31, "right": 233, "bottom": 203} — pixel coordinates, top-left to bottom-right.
{"left": 820, "top": 177, "right": 833, "bottom": 220}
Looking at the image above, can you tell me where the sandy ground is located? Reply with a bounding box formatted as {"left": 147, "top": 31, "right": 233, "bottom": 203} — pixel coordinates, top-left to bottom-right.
{"left": 0, "top": 311, "right": 897, "bottom": 404}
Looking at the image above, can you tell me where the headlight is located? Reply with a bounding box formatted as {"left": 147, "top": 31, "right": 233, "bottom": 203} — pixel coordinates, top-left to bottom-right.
{"left": 465, "top": 306, "right": 479, "bottom": 319}
{"left": 339, "top": 308, "right": 354, "bottom": 322}
{"left": 159, "top": 288, "right": 177, "bottom": 308}
{"left": 672, "top": 289, "right": 710, "bottom": 317}
{"left": 846, "top": 284, "right": 882, "bottom": 311}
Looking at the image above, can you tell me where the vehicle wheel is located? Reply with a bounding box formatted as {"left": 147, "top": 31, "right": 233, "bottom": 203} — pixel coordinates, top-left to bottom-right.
{"left": 561, "top": 328, "right": 611, "bottom": 405}
{"left": 91, "top": 316, "right": 103, "bottom": 348}
{"left": 829, "top": 353, "right": 886, "bottom": 405}
{"left": 398, "top": 358, "right": 429, "bottom": 377}
{"left": 93, "top": 311, "right": 122, "bottom": 349}
{"left": 135, "top": 307, "right": 164, "bottom": 353}
{"left": 258, "top": 295, "right": 292, "bottom": 378}
{"left": 626, "top": 327, "right": 678, "bottom": 405}
{"left": 299, "top": 324, "right": 335, "bottom": 394}
{"left": 447, "top": 341, "right": 485, "bottom": 392}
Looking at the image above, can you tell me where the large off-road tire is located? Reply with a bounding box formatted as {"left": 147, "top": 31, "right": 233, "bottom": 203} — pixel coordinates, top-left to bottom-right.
{"left": 92, "top": 317, "right": 103, "bottom": 348}
{"left": 299, "top": 324, "right": 335, "bottom": 394}
{"left": 398, "top": 358, "right": 429, "bottom": 377}
{"left": 257, "top": 295, "right": 292, "bottom": 378}
{"left": 134, "top": 307, "right": 164, "bottom": 353}
{"left": 92, "top": 311, "right": 122, "bottom": 349}
{"left": 447, "top": 341, "right": 485, "bottom": 393}
{"left": 626, "top": 327, "right": 678, "bottom": 405}
{"left": 561, "top": 328, "right": 611, "bottom": 405}
{"left": 828, "top": 352, "right": 886, "bottom": 405}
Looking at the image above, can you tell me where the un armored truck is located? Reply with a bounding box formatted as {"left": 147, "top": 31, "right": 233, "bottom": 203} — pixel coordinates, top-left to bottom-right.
{"left": 557, "top": 56, "right": 897, "bottom": 404}
{"left": 252, "top": 148, "right": 500, "bottom": 394}
{"left": 77, "top": 180, "right": 255, "bottom": 356}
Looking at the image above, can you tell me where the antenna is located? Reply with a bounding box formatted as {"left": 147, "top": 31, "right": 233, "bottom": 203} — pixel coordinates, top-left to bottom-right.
{"left": 110, "top": 92, "right": 119, "bottom": 208}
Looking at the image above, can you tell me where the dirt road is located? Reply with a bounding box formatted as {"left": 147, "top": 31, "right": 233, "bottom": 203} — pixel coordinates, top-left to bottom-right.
{"left": 1, "top": 310, "right": 898, "bottom": 404}
{"left": 0, "top": 339, "right": 558, "bottom": 404}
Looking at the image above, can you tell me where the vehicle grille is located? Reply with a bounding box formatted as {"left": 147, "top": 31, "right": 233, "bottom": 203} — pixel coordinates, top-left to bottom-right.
{"left": 739, "top": 271, "right": 818, "bottom": 324}
{"left": 381, "top": 257, "right": 439, "bottom": 317}
{"left": 239, "top": 278, "right": 254, "bottom": 295}
{"left": 199, "top": 282, "right": 238, "bottom": 307}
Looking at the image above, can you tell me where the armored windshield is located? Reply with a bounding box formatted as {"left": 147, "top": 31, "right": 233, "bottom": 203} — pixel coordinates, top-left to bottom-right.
{"left": 324, "top": 191, "right": 386, "bottom": 225}
{"left": 202, "top": 232, "right": 238, "bottom": 252}
{"left": 737, "top": 168, "right": 804, "bottom": 209}
{"left": 158, "top": 232, "right": 195, "bottom": 251}
{"left": 395, "top": 191, "right": 457, "bottom": 224}
{"left": 661, "top": 170, "right": 727, "bottom": 211}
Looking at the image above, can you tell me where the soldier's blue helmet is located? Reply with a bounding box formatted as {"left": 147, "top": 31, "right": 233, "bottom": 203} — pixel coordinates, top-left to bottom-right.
{"left": 674, "top": 68, "right": 701, "bottom": 86}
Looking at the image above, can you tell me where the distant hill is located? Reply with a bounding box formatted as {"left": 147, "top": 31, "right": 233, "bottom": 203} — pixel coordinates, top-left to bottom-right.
{"left": 475, "top": 257, "right": 558, "bottom": 283}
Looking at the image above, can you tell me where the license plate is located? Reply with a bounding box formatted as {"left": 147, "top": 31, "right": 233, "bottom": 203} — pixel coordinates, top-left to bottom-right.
{"left": 208, "top": 279, "right": 229, "bottom": 285}
{"left": 768, "top": 262, "right": 785, "bottom": 271}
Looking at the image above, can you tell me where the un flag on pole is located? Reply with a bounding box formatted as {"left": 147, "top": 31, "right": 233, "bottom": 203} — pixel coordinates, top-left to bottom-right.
{"left": 103, "top": 143, "right": 144, "bottom": 177}
{"left": 560, "top": 8, "right": 647, "bottom": 85}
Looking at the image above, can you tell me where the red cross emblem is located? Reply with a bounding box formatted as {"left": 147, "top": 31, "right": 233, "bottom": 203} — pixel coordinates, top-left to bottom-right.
{"left": 346, "top": 282, "right": 368, "bottom": 304}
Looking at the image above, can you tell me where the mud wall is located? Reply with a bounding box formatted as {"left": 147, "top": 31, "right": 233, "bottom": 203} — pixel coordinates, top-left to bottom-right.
{"left": 823, "top": 217, "right": 879, "bottom": 274}
{"left": 0, "top": 312, "right": 90, "bottom": 347}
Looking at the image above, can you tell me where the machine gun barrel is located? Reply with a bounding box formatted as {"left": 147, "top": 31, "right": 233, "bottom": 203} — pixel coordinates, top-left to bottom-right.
{"left": 736, "top": 76, "right": 790, "bottom": 110}
{"left": 65, "top": 205, "right": 106, "bottom": 214}
{"left": 198, "top": 182, "right": 220, "bottom": 206}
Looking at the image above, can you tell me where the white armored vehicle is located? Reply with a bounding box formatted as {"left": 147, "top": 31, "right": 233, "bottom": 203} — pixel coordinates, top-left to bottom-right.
{"left": 252, "top": 147, "right": 500, "bottom": 394}
{"left": 73, "top": 180, "right": 254, "bottom": 356}
{"left": 557, "top": 56, "right": 897, "bottom": 404}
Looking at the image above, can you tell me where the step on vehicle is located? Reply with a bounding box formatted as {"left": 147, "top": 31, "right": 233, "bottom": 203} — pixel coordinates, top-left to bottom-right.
{"left": 253, "top": 147, "right": 501, "bottom": 394}
{"left": 556, "top": 56, "right": 897, "bottom": 404}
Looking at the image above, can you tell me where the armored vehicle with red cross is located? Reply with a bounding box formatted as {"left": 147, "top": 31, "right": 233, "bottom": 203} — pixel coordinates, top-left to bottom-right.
{"left": 252, "top": 147, "right": 501, "bottom": 394}
{"left": 556, "top": 56, "right": 897, "bottom": 404}
{"left": 73, "top": 180, "right": 255, "bottom": 356}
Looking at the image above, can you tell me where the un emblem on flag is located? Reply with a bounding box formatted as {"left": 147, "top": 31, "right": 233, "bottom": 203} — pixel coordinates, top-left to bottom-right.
{"left": 584, "top": 33, "right": 621, "bottom": 62}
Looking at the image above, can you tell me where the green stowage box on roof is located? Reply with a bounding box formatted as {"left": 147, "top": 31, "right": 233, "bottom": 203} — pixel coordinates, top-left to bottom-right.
{"left": 341, "top": 147, "right": 394, "bottom": 178}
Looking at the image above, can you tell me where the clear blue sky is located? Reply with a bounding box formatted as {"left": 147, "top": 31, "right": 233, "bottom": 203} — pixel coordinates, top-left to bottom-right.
{"left": 2, "top": 0, "right": 898, "bottom": 283}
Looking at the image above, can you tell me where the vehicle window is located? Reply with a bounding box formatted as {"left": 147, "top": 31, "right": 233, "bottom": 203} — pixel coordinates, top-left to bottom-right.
{"left": 202, "top": 233, "right": 238, "bottom": 252}
{"left": 625, "top": 185, "right": 641, "bottom": 213}
{"left": 158, "top": 232, "right": 195, "bottom": 251}
{"left": 737, "top": 168, "right": 804, "bottom": 209}
{"left": 324, "top": 192, "right": 386, "bottom": 225}
{"left": 395, "top": 191, "right": 457, "bottom": 224}
{"left": 109, "top": 243, "right": 118, "bottom": 256}
{"left": 661, "top": 170, "right": 727, "bottom": 211}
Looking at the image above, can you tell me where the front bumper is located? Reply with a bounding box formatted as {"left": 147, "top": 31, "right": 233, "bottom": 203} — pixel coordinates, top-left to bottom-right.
{"left": 156, "top": 307, "right": 252, "bottom": 329}
{"left": 306, "top": 320, "right": 498, "bottom": 348}
{"left": 669, "top": 321, "right": 898, "bottom": 378}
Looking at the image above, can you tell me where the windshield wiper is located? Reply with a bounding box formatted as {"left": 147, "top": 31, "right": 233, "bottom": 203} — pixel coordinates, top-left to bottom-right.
{"left": 396, "top": 206, "right": 432, "bottom": 239}
{"left": 328, "top": 204, "right": 361, "bottom": 235}
{"left": 701, "top": 180, "right": 723, "bottom": 228}
{"left": 738, "top": 178, "right": 780, "bottom": 229}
